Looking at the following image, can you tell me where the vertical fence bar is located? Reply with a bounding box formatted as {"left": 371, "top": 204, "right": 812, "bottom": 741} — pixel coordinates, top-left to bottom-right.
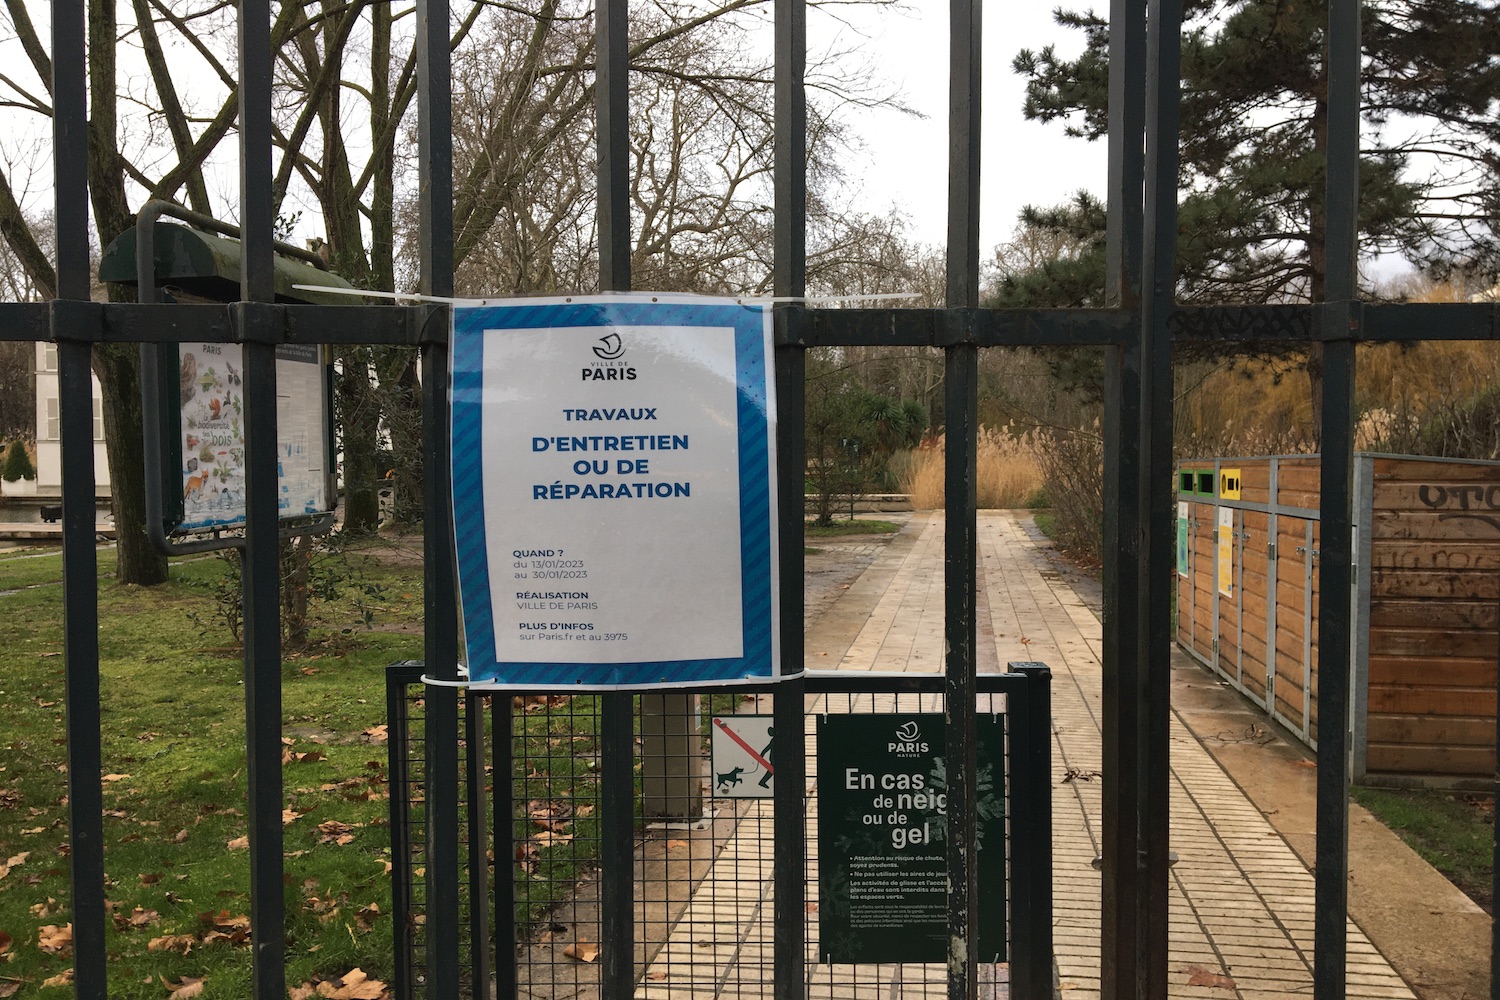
{"left": 388, "top": 667, "right": 417, "bottom": 1000}
{"left": 1315, "top": 2, "right": 1361, "bottom": 996}
{"left": 595, "top": 0, "right": 637, "bottom": 990}
{"left": 597, "top": 0, "right": 631, "bottom": 290}
{"left": 1138, "top": 0, "right": 1182, "bottom": 995}
{"left": 773, "top": 0, "right": 807, "bottom": 994}
{"left": 1101, "top": 0, "right": 1146, "bottom": 994}
{"left": 945, "top": 0, "right": 981, "bottom": 992}
{"left": 51, "top": 1, "right": 106, "bottom": 996}
{"left": 466, "top": 694, "right": 492, "bottom": 997}
{"left": 416, "top": 0, "right": 460, "bottom": 992}
{"left": 774, "top": 0, "right": 806, "bottom": 301}
{"left": 1010, "top": 662, "right": 1054, "bottom": 999}
{"left": 943, "top": 342, "right": 979, "bottom": 1000}
{"left": 236, "top": 1, "right": 285, "bottom": 996}
{"left": 492, "top": 697, "right": 516, "bottom": 1000}
{"left": 773, "top": 344, "right": 806, "bottom": 1000}
{"left": 1005, "top": 674, "right": 1036, "bottom": 997}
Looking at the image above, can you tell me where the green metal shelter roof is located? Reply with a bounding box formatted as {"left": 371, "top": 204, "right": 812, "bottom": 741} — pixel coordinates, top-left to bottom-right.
{"left": 98, "top": 222, "right": 360, "bottom": 306}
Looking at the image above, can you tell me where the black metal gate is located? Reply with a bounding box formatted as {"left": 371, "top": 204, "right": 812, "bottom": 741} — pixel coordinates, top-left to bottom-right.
{"left": 5, "top": 0, "right": 1499, "bottom": 998}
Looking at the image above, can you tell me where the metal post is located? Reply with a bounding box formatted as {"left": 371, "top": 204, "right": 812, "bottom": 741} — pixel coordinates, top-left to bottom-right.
{"left": 943, "top": 344, "right": 979, "bottom": 1000}
{"left": 1315, "top": 1, "right": 1361, "bottom": 996}
{"left": 1010, "top": 662, "right": 1054, "bottom": 999}
{"left": 945, "top": 0, "right": 982, "bottom": 993}
{"left": 416, "top": 0, "right": 461, "bottom": 992}
{"left": 492, "top": 697, "right": 517, "bottom": 1000}
{"left": 388, "top": 667, "right": 417, "bottom": 1000}
{"left": 773, "top": 0, "right": 808, "bottom": 992}
{"left": 1136, "top": 0, "right": 1182, "bottom": 997}
{"left": 1101, "top": 0, "right": 1147, "bottom": 992}
{"left": 52, "top": 0, "right": 107, "bottom": 996}
{"left": 1006, "top": 675, "right": 1035, "bottom": 996}
{"left": 236, "top": 1, "right": 285, "bottom": 995}
{"left": 466, "top": 695, "right": 492, "bottom": 999}
{"left": 594, "top": 0, "right": 637, "bottom": 989}
{"left": 596, "top": 0, "right": 631, "bottom": 290}
{"left": 773, "top": 344, "right": 807, "bottom": 1000}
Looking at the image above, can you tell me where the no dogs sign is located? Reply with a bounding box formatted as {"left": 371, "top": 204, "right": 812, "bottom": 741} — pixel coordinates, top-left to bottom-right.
{"left": 709, "top": 716, "right": 775, "bottom": 798}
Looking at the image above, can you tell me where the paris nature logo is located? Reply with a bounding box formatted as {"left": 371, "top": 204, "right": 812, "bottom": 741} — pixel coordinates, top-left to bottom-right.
{"left": 592, "top": 333, "right": 625, "bottom": 360}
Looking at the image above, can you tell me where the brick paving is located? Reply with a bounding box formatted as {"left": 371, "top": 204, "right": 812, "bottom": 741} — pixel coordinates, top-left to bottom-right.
{"left": 629, "top": 510, "right": 1418, "bottom": 999}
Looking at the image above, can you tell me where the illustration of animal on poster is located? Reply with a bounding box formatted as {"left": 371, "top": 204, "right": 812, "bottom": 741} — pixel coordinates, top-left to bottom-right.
{"left": 177, "top": 343, "right": 328, "bottom": 530}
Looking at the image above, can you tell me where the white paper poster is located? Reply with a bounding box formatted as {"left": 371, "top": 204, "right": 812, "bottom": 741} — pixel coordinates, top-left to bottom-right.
{"left": 450, "top": 296, "right": 778, "bottom": 688}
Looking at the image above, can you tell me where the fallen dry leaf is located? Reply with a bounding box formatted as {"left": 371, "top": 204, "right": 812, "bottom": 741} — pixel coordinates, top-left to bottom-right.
{"left": 102, "top": 774, "right": 130, "bottom": 783}
{"left": 361, "top": 725, "right": 388, "bottom": 743}
{"left": 148, "top": 934, "right": 197, "bottom": 954}
{"left": 563, "top": 941, "right": 599, "bottom": 963}
{"left": 227, "top": 836, "right": 249, "bottom": 850}
{"left": 36, "top": 923, "right": 72, "bottom": 956}
{"left": 646, "top": 971, "right": 667, "bottom": 980}
{"left": 355, "top": 903, "right": 382, "bottom": 933}
{"left": 1184, "top": 966, "right": 1236, "bottom": 989}
{"left": 40, "top": 969, "right": 72, "bottom": 989}
{"left": 0, "top": 979, "right": 20, "bottom": 998}
{"left": 315, "top": 967, "right": 386, "bottom": 999}
{"left": 289, "top": 983, "right": 317, "bottom": 1000}
{"left": 0, "top": 931, "right": 11, "bottom": 954}
{"left": 665, "top": 839, "right": 688, "bottom": 851}
{"left": 162, "top": 976, "right": 204, "bottom": 999}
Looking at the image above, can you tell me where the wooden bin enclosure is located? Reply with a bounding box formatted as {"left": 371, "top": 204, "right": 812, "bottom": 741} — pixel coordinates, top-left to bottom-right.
{"left": 1176, "top": 454, "right": 1500, "bottom": 786}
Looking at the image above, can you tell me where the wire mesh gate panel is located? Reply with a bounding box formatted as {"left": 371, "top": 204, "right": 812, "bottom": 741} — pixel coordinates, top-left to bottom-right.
{"left": 387, "top": 671, "right": 1052, "bottom": 999}
{"left": 12, "top": 0, "right": 1500, "bottom": 996}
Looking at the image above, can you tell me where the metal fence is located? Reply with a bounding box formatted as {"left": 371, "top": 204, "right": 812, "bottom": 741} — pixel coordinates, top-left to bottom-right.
{"left": 7, "top": 0, "right": 1500, "bottom": 998}
{"left": 387, "top": 667, "right": 1053, "bottom": 1000}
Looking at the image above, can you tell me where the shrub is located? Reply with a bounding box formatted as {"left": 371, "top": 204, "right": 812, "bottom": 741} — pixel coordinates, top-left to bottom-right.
{"left": 1, "top": 439, "right": 35, "bottom": 482}
{"left": 1028, "top": 420, "right": 1103, "bottom": 563}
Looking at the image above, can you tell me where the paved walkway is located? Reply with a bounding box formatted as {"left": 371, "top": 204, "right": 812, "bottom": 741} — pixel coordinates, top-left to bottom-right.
{"left": 529, "top": 511, "right": 1456, "bottom": 998}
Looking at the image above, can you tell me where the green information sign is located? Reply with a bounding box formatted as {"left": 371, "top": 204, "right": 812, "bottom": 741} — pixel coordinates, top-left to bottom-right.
{"left": 1177, "top": 501, "right": 1190, "bottom": 577}
{"left": 816, "top": 713, "right": 1005, "bottom": 965}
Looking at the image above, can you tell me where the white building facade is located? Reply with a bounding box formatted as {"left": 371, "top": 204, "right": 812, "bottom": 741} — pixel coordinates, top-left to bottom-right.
{"left": 32, "top": 342, "right": 111, "bottom": 495}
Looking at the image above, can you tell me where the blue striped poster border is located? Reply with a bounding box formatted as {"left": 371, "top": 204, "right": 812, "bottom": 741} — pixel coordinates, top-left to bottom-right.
{"left": 449, "top": 297, "right": 777, "bottom": 688}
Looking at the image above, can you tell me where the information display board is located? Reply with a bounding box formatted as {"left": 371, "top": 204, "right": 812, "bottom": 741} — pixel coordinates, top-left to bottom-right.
{"left": 450, "top": 296, "right": 779, "bottom": 688}
{"left": 1217, "top": 505, "right": 1235, "bottom": 598}
{"left": 817, "top": 714, "right": 1005, "bottom": 965}
{"left": 168, "top": 342, "right": 332, "bottom": 532}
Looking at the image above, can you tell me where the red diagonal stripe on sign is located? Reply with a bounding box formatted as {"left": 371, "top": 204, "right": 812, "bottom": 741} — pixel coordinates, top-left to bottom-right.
{"left": 712, "top": 718, "right": 773, "bottom": 773}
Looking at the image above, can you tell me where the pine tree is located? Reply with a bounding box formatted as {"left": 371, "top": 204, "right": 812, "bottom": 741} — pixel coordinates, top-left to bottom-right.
{"left": 992, "top": 0, "right": 1500, "bottom": 422}
{"left": 998, "top": 0, "right": 1500, "bottom": 308}
{"left": 2, "top": 439, "right": 35, "bottom": 482}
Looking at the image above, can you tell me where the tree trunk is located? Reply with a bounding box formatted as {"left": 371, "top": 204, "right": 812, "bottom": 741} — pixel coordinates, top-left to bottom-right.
{"left": 93, "top": 342, "right": 169, "bottom": 585}
{"left": 338, "top": 349, "right": 380, "bottom": 534}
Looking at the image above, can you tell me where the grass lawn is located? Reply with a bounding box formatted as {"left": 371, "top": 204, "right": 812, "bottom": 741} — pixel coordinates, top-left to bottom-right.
{"left": 803, "top": 518, "right": 901, "bottom": 538}
{"left": 0, "top": 547, "right": 108, "bottom": 592}
{"left": 1352, "top": 786, "right": 1495, "bottom": 913}
{"left": 0, "top": 538, "right": 427, "bottom": 997}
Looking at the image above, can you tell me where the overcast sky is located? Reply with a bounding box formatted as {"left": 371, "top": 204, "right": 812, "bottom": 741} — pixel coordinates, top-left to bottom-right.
{"left": 817, "top": 0, "right": 1108, "bottom": 258}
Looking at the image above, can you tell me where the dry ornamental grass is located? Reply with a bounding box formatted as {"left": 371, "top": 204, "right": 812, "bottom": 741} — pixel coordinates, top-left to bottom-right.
{"left": 898, "top": 426, "right": 1044, "bottom": 510}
